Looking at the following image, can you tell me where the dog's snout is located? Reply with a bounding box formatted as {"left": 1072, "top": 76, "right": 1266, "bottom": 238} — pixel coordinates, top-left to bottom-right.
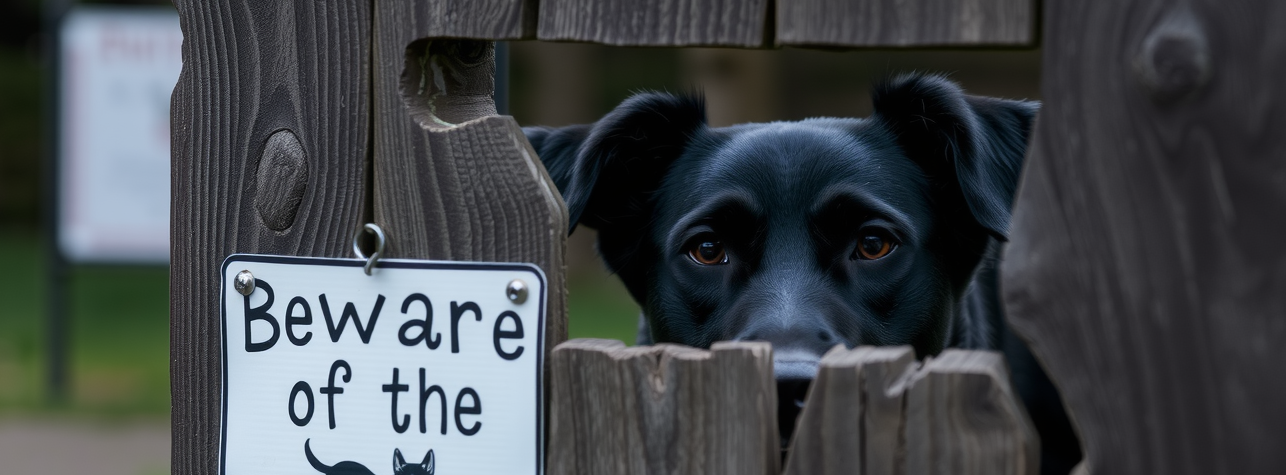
{"left": 734, "top": 321, "right": 838, "bottom": 358}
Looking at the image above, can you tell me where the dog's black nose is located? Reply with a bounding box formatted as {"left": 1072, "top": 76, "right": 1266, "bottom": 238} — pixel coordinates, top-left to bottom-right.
{"left": 776, "top": 377, "right": 812, "bottom": 449}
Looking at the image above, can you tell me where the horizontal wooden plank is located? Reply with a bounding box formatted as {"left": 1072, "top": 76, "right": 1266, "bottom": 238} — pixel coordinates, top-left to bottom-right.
{"left": 776, "top": 0, "right": 1036, "bottom": 47}
{"left": 398, "top": 0, "right": 535, "bottom": 39}
{"left": 538, "top": 0, "right": 769, "bottom": 47}
{"left": 548, "top": 340, "right": 779, "bottom": 475}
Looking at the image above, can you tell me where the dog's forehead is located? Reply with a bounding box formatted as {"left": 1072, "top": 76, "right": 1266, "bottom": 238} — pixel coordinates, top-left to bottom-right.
{"left": 660, "top": 120, "right": 930, "bottom": 217}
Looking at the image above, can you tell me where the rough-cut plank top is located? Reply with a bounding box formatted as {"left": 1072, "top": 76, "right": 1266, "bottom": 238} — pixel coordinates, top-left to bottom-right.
{"left": 784, "top": 346, "right": 1036, "bottom": 475}
{"left": 548, "top": 339, "right": 779, "bottom": 475}
{"left": 783, "top": 346, "right": 917, "bottom": 475}
{"left": 538, "top": 0, "right": 770, "bottom": 47}
{"left": 776, "top": 0, "right": 1035, "bottom": 47}
{"left": 903, "top": 350, "right": 1038, "bottom": 475}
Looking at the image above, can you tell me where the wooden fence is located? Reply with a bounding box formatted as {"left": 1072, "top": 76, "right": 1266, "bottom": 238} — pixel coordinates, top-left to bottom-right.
{"left": 171, "top": 1, "right": 1286, "bottom": 474}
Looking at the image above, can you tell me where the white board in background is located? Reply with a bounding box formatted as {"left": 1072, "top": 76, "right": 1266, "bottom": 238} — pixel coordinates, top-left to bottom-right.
{"left": 59, "top": 6, "right": 180, "bottom": 264}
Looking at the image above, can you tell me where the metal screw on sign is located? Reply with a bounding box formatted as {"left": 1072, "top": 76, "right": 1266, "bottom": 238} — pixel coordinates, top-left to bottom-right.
{"left": 506, "top": 279, "right": 528, "bottom": 304}
{"left": 233, "top": 270, "right": 256, "bottom": 296}
{"left": 352, "top": 223, "right": 387, "bottom": 276}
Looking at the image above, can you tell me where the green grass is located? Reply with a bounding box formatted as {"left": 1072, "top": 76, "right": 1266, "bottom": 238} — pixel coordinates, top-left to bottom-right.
{"left": 0, "top": 230, "right": 171, "bottom": 416}
{"left": 566, "top": 270, "right": 641, "bottom": 344}
{"left": 0, "top": 229, "right": 640, "bottom": 417}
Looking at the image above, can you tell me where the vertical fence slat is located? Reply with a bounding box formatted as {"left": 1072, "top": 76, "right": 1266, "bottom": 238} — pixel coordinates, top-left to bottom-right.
{"left": 1002, "top": 1, "right": 1286, "bottom": 473}
{"left": 548, "top": 340, "right": 779, "bottom": 475}
{"left": 783, "top": 346, "right": 916, "bottom": 475}
{"left": 170, "top": 2, "right": 371, "bottom": 474}
{"left": 785, "top": 347, "right": 1035, "bottom": 475}
{"left": 537, "top": 0, "right": 770, "bottom": 47}
{"left": 904, "top": 351, "right": 1039, "bottom": 475}
{"left": 776, "top": 0, "right": 1035, "bottom": 47}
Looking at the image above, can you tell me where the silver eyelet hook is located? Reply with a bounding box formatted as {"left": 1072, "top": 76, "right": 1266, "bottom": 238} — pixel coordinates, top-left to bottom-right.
{"left": 352, "top": 223, "right": 387, "bottom": 276}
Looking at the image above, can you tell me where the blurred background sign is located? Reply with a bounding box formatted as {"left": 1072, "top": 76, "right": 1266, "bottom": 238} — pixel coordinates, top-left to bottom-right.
{"left": 57, "top": 7, "right": 179, "bottom": 264}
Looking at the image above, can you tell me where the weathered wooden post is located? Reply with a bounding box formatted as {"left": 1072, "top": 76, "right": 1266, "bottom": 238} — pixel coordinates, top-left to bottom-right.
{"left": 1003, "top": 1, "right": 1286, "bottom": 473}
{"left": 171, "top": 1, "right": 565, "bottom": 474}
{"left": 170, "top": 3, "right": 373, "bottom": 473}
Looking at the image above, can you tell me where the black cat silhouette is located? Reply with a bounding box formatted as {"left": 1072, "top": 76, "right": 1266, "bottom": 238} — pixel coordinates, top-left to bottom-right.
{"left": 304, "top": 439, "right": 435, "bottom": 475}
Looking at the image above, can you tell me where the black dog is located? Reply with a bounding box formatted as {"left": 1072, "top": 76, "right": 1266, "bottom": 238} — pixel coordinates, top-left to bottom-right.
{"left": 524, "top": 73, "right": 1079, "bottom": 474}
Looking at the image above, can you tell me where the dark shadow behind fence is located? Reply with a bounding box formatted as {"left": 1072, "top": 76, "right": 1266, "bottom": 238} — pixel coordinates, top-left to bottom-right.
{"left": 171, "top": 1, "right": 1286, "bottom": 474}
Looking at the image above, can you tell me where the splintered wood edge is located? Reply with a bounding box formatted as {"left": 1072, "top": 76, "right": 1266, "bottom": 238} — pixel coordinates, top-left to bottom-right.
{"left": 906, "top": 349, "right": 1039, "bottom": 475}
{"left": 552, "top": 338, "right": 627, "bottom": 354}
{"left": 920, "top": 350, "right": 1010, "bottom": 382}
{"left": 551, "top": 339, "right": 773, "bottom": 362}
{"left": 913, "top": 350, "right": 1026, "bottom": 417}
{"left": 819, "top": 345, "right": 917, "bottom": 368}
{"left": 783, "top": 345, "right": 918, "bottom": 475}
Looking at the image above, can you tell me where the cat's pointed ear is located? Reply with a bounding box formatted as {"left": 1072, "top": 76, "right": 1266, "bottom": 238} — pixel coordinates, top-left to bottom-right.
{"left": 872, "top": 73, "right": 1038, "bottom": 240}
{"left": 423, "top": 449, "right": 435, "bottom": 474}
{"left": 393, "top": 448, "right": 407, "bottom": 472}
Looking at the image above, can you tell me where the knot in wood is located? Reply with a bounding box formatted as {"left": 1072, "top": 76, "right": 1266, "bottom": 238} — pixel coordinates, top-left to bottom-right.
{"left": 1135, "top": 9, "right": 1210, "bottom": 104}
{"left": 254, "top": 129, "right": 309, "bottom": 232}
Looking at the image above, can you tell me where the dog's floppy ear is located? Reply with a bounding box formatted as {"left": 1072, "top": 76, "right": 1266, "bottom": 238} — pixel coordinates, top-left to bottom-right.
{"left": 872, "top": 74, "right": 1038, "bottom": 240}
{"left": 523, "top": 92, "right": 706, "bottom": 233}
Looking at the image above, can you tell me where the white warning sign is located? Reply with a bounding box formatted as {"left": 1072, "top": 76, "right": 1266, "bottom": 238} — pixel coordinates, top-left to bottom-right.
{"left": 219, "top": 255, "right": 545, "bottom": 475}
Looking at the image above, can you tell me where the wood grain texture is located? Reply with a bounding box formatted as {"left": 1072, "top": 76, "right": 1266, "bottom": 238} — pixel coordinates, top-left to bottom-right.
{"left": 388, "top": 0, "right": 536, "bottom": 40}
{"left": 776, "top": 0, "right": 1035, "bottom": 47}
{"left": 372, "top": 2, "right": 569, "bottom": 414}
{"left": 1001, "top": 1, "right": 1286, "bottom": 473}
{"left": 783, "top": 346, "right": 916, "bottom": 475}
{"left": 537, "top": 0, "right": 769, "bottom": 47}
{"left": 904, "top": 350, "right": 1038, "bottom": 475}
{"left": 170, "top": 2, "right": 370, "bottom": 474}
{"left": 548, "top": 339, "right": 779, "bottom": 475}
{"left": 785, "top": 347, "right": 1034, "bottom": 475}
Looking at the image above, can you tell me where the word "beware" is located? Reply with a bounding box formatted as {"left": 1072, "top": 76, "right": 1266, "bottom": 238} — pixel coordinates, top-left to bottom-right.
{"left": 240, "top": 279, "right": 525, "bottom": 361}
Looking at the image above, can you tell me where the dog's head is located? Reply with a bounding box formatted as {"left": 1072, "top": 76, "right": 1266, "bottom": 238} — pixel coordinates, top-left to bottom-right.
{"left": 526, "top": 73, "right": 1036, "bottom": 408}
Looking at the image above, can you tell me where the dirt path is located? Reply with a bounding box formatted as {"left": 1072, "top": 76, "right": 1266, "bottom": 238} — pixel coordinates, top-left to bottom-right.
{"left": 0, "top": 417, "right": 169, "bottom": 475}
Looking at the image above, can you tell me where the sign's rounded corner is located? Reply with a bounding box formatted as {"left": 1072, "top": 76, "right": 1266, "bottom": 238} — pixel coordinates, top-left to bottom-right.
{"left": 519, "top": 262, "right": 549, "bottom": 292}
{"left": 220, "top": 253, "right": 249, "bottom": 276}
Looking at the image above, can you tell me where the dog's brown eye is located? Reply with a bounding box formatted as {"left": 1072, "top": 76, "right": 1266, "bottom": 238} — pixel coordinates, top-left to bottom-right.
{"left": 856, "top": 233, "right": 894, "bottom": 260}
{"left": 688, "top": 239, "right": 728, "bottom": 265}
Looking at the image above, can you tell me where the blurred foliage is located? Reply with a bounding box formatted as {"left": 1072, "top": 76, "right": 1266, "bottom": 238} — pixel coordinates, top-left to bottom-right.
{"left": 0, "top": 231, "right": 170, "bottom": 416}
{"left": 566, "top": 269, "right": 640, "bottom": 344}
